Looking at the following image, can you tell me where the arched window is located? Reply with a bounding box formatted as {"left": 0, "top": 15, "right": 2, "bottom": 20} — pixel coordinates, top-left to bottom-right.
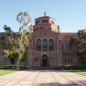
{"left": 49, "top": 39, "right": 54, "bottom": 50}
{"left": 36, "top": 39, "right": 41, "bottom": 50}
{"left": 43, "top": 39, "right": 48, "bottom": 51}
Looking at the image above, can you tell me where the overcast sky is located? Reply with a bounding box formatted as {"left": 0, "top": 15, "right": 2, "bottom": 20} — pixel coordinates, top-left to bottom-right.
{"left": 0, "top": 0, "right": 86, "bottom": 32}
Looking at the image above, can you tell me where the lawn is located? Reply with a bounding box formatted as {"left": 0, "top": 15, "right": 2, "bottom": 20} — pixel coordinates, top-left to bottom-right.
{"left": 0, "top": 69, "right": 16, "bottom": 76}
{"left": 71, "top": 70, "right": 86, "bottom": 76}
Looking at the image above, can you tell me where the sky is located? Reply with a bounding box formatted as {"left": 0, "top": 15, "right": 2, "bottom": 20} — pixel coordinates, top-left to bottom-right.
{"left": 0, "top": 0, "right": 86, "bottom": 32}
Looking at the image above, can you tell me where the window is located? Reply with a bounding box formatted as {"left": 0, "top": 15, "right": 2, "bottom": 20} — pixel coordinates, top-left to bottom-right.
{"left": 63, "top": 41, "right": 69, "bottom": 50}
{"left": 70, "top": 58, "right": 72, "bottom": 63}
{"left": 42, "top": 20, "right": 48, "bottom": 23}
{"left": 34, "top": 57, "right": 38, "bottom": 62}
{"left": 49, "top": 39, "right": 54, "bottom": 50}
{"left": 43, "top": 39, "right": 48, "bottom": 51}
{"left": 36, "top": 39, "right": 41, "bottom": 50}
{"left": 65, "top": 58, "right": 67, "bottom": 62}
{"left": 65, "top": 58, "right": 72, "bottom": 63}
{"left": 35, "top": 21, "right": 40, "bottom": 25}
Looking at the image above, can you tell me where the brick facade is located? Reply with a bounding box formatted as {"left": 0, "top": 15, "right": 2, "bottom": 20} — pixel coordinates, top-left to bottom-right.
{"left": 0, "top": 15, "right": 79, "bottom": 68}
{"left": 27, "top": 15, "right": 79, "bottom": 68}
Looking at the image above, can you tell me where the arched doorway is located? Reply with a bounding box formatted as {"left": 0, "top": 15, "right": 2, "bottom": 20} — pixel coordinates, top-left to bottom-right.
{"left": 42, "top": 55, "right": 48, "bottom": 67}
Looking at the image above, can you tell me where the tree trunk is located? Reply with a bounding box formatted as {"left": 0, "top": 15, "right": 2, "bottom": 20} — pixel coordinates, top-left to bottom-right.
{"left": 16, "top": 60, "right": 20, "bottom": 70}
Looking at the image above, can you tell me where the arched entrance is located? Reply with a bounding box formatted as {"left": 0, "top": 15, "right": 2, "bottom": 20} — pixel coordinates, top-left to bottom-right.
{"left": 42, "top": 55, "right": 48, "bottom": 67}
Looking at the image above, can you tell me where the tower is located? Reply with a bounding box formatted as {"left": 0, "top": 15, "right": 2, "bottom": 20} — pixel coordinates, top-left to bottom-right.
{"left": 27, "top": 14, "right": 62, "bottom": 68}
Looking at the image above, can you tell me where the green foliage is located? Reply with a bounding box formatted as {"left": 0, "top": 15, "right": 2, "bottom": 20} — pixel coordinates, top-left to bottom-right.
{"left": 4, "top": 50, "right": 12, "bottom": 58}
{"left": 2, "top": 11, "right": 31, "bottom": 70}
{"left": 16, "top": 11, "right": 31, "bottom": 70}
{"left": 16, "top": 11, "right": 31, "bottom": 60}
{"left": 70, "top": 29, "right": 86, "bottom": 66}
{"left": 4, "top": 25, "right": 12, "bottom": 33}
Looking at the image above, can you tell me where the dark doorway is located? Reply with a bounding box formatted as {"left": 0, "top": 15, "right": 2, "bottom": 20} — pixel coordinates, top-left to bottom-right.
{"left": 42, "top": 55, "right": 48, "bottom": 67}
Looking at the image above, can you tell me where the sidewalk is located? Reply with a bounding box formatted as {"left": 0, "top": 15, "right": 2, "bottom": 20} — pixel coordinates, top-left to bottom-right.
{"left": 0, "top": 70, "right": 86, "bottom": 86}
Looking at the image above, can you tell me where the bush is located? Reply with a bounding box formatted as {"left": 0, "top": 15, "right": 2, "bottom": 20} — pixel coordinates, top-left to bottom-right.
{"left": 63, "top": 65, "right": 72, "bottom": 70}
{"left": 0, "top": 64, "right": 27, "bottom": 70}
{"left": 63, "top": 65, "right": 86, "bottom": 70}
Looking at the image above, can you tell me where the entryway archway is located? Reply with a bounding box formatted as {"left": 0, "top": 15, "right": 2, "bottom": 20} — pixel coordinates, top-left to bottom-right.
{"left": 42, "top": 55, "right": 48, "bottom": 67}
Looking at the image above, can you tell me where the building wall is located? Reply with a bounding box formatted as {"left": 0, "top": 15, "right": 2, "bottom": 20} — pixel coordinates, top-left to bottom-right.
{"left": 0, "top": 15, "right": 79, "bottom": 68}
{"left": 27, "top": 15, "right": 79, "bottom": 68}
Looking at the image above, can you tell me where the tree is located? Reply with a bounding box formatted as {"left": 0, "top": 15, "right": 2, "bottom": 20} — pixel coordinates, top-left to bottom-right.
{"left": 70, "top": 29, "right": 86, "bottom": 66}
{"left": 16, "top": 11, "right": 31, "bottom": 70}
{"left": 3, "top": 11, "right": 31, "bottom": 70}
{"left": 16, "top": 11, "right": 31, "bottom": 32}
{"left": 3, "top": 25, "right": 16, "bottom": 65}
{"left": 4, "top": 25, "right": 12, "bottom": 33}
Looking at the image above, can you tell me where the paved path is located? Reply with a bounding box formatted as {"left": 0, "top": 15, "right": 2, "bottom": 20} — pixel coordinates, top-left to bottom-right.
{"left": 0, "top": 70, "right": 86, "bottom": 86}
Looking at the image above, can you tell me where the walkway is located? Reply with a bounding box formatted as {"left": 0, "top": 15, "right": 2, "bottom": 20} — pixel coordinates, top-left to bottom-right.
{"left": 0, "top": 70, "right": 86, "bottom": 86}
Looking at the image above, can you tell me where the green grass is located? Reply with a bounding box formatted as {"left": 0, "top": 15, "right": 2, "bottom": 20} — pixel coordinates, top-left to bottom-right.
{"left": 0, "top": 69, "right": 16, "bottom": 76}
{"left": 71, "top": 70, "right": 86, "bottom": 76}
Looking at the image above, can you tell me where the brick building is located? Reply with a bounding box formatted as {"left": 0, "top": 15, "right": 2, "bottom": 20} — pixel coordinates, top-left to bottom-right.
{"left": 0, "top": 14, "right": 79, "bottom": 68}
{"left": 27, "top": 14, "right": 79, "bottom": 68}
